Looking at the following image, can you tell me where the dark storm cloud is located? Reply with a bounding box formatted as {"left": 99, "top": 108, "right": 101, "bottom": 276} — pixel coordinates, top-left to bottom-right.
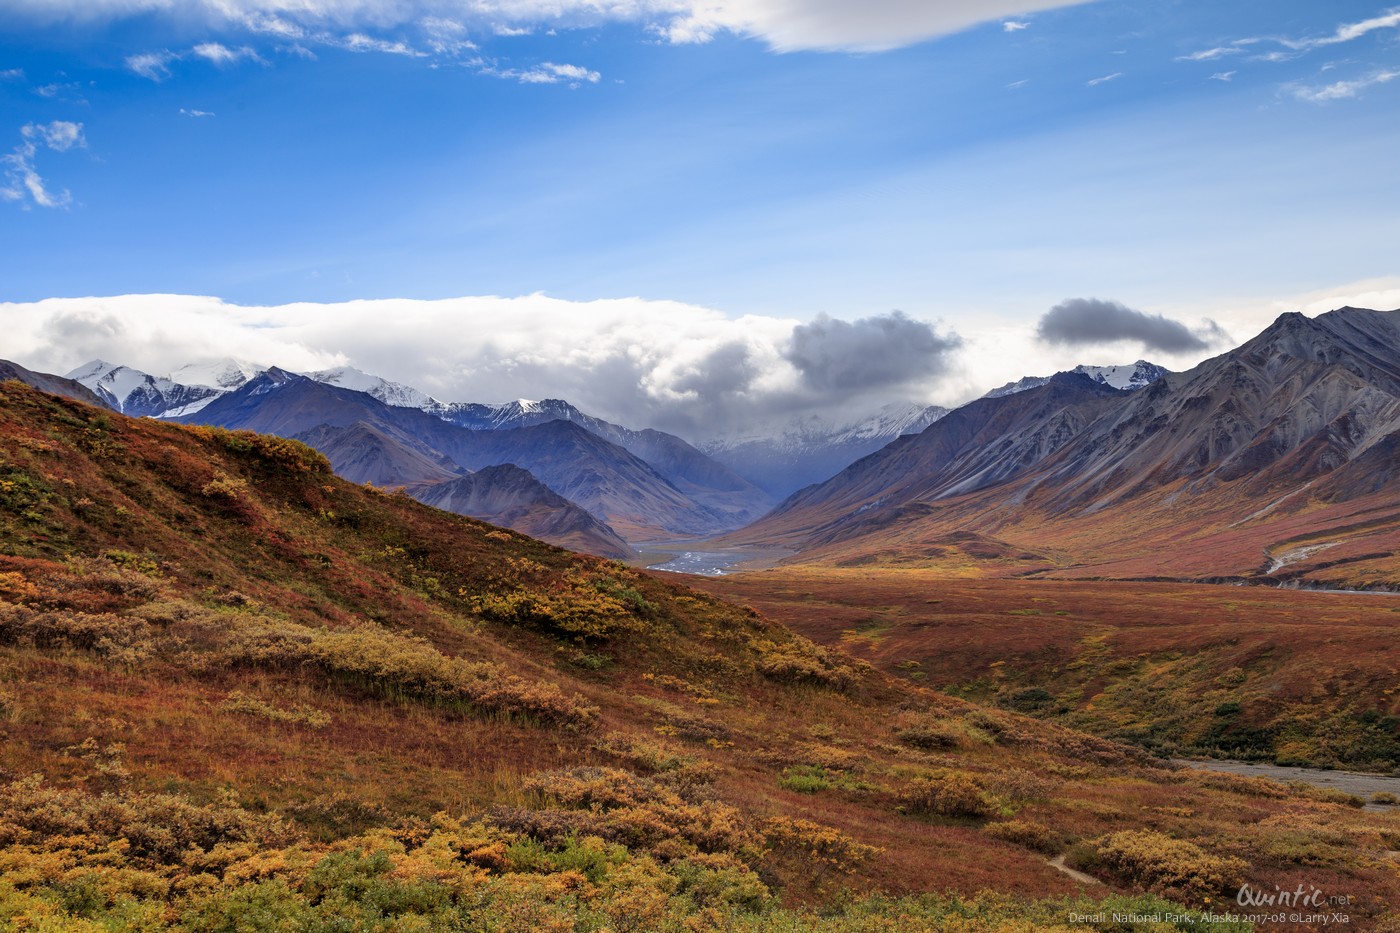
{"left": 672, "top": 341, "right": 759, "bottom": 397}
{"left": 1035, "top": 298, "right": 1228, "bottom": 353}
{"left": 784, "top": 311, "right": 962, "bottom": 392}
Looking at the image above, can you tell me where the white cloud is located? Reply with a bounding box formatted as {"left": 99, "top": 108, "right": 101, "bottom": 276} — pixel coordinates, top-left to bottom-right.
{"left": 1002, "top": 20, "right": 1028, "bottom": 32}
{"left": 2, "top": 121, "right": 86, "bottom": 209}
{"left": 1210, "top": 70, "right": 1235, "bottom": 81}
{"left": 0, "top": 68, "right": 24, "bottom": 81}
{"left": 343, "top": 33, "right": 424, "bottom": 56}
{"left": 422, "top": 16, "right": 478, "bottom": 54}
{"left": 240, "top": 12, "right": 306, "bottom": 39}
{"left": 1304, "top": 7, "right": 1400, "bottom": 48}
{"left": 483, "top": 61, "right": 602, "bottom": 85}
{"left": 1290, "top": 68, "right": 1399, "bottom": 102}
{"left": 192, "top": 42, "right": 266, "bottom": 66}
{"left": 24, "top": 121, "right": 85, "bottom": 152}
{"left": 493, "top": 23, "right": 533, "bottom": 36}
{"left": 2, "top": 0, "right": 1094, "bottom": 53}
{"left": 1221, "top": 8, "right": 1400, "bottom": 62}
{"left": 1176, "top": 46, "right": 1242, "bottom": 62}
{"left": 126, "top": 50, "right": 178, "bottom": 81}
{"left": 1086, "top": 72, "right": 1122, "bottom": 86}
{"left": 1006, "top": 78, "right": 1029, "bottom": 89}
{"left": 180, "top": 107, "right": 216, "bottom": 116}
{"left": 0, "top": 294, "right": 970, "bottom": 438}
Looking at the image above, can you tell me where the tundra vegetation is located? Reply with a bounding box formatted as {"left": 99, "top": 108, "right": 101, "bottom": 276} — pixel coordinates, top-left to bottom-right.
{"left": 1, "top": 381, "right": 1398, "bottom": 930}
{"left": 697, "top": 568, "right": 1400, "bottom": 773}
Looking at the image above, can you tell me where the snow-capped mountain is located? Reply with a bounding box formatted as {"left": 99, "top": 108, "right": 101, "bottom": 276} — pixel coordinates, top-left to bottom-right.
{"left": 309, "top": 366, "right": 445, "bottom": 411}
{"left": 170, "top": 358, "right": 264, "bottom": 391}
{"left": 984, "top": 360, "right": 1168, "bottom": 399}
{"left": 699, "top": 402, "right": 950, "bottom": 498}
{"left": 65, "top": 360, "right": 230, "bottom": 418}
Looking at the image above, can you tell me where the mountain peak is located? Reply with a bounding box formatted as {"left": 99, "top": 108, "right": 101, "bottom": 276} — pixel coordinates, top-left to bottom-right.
{"left": 984, "top": 360, "right": 1167, "bottom": 400}
{"left": 170, "top": 358, "right": 264, "bottom": 390}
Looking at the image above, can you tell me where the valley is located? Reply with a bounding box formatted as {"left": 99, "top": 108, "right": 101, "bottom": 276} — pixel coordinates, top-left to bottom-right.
{"left": 691, "top": 570, "right": 1400, "bottom": 772}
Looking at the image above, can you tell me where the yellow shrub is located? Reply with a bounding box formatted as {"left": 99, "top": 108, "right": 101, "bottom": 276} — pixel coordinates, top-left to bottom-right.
{"left": 1093, "top": 829, "right": 1247, "bottom": 901}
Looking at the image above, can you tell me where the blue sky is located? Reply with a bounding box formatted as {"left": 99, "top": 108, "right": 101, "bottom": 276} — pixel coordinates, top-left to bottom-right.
{"left": 2, "top": 0, "right": 1399, "bottom": 432}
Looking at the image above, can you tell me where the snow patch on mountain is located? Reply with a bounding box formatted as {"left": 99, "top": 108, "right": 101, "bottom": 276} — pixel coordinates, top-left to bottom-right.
{"left": 309, "top": 366, "right": 444, "bottom": 411}
{"left": 171, "top": 359, "right": 264, "bottom": 390}
{"left": 65, "top": 359, "right": 228, "bottom": 418}
{"left": 985, "top": 361, "right": 1168, "bottom": 399}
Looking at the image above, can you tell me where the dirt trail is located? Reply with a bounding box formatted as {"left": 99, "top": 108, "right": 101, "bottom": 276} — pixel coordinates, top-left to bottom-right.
{"left": 1046, "top": 855, "right": 1101, "bottom": 885}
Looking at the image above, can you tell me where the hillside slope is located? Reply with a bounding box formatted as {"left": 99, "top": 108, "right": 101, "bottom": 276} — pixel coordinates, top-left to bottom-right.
{"left": 3, "top": 380, "right": 1397, "bottom": 928}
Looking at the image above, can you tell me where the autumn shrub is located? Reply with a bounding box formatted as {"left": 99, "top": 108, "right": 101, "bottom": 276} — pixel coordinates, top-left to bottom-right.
{"left": 505, "top": 766, "right": 758, "bottom": 860}
{"left": 1092, "top": 829, "right": 1248, "bottom": 901}
{"left": 779, "top": 766, "right": 830, "bottom": 794}
{"left": 982, "top": 819, "right": 1065, "bottom": 854}
{"left": 200, "top": 473, "right": 249, "bottom": 500}
{"left": 983, "top": 768, "right": 1057, "bottom": 803}
{"left": 1186, "top": 768, "right": 1289, "bottom": 799}
{"left": 893, "top": 714, "right": 992, "bottom": 751}
{"left": 1285, "top": 781, "right": 1365, "bottom": 808}
{"left": 761, "top": 816, "right": 880, "bottom": 877}
{"left": 221, "top": 691, "right": 330, "bottom": 729}
{"left": 0, "top": 775, "right": 289, "bottom": 871}
{"left": 668, "top": 852, "right": 772, "bottom": 913}
{"left": 185, "top": 426, "right": 331, "bottom": 475}
{"left": 0, "top": 603, "right": 152, "bottom": 665}
{"left": 592, "top": 732, "right": 695, "bottom": 774}
{"left": 303, "top": 626, "right": 598, "bottom": 730}
{"left": 899, "top": 770, "right": 1000, "bottom": 819}
{"left": 750, "top": 636, "right": 856, "bottom": 690}
{"left": 474, "top": 569, "right": 653, "bottom": 641}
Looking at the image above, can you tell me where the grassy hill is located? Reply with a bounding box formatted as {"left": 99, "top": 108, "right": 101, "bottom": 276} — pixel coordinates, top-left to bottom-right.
{"left": 2, "top": 380, "right": 1399, "bottom": 930}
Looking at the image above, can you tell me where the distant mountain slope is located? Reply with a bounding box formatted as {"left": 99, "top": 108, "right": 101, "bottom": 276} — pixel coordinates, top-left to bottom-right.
{"left": 1, "top": 359, "right": 112, "bottom": 409}
{"left": 699, "top": 401, "right": 950, "bottom": 499}
{"left": 440, "top": 397, "right": 775, "bottom": 526}
{"left": 58, "top": 359, "right": 773, "bottom": 533}
{"left": 293, "top": 421, "right": 463, "bottom": 487}
{"left": 737, "top": 373, "right": 1124, "bottom": 550}
{"left": 407, "top": 463, "right": 633, "bottom": 559}
{"left": 179, "top": 370, "right": 730, "bottom": 542}
{"left": 730, "top": 308, "right": 1400, "bottom": 588}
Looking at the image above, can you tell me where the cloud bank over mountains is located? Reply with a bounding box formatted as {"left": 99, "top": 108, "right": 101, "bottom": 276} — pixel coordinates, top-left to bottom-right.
{"left": 7, "top": 283, "right": 1393, "bottom": 440}
{"left": 2, "top": 294, "right": 970, "bottom": 438}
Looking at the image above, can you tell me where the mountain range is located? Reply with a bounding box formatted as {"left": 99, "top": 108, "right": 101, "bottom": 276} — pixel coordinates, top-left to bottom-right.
{"left": 727, "top": 307, "right": 1400, "bottom": 589}
{"left": 15, "top": 306, "right": 1397, "bottom": 588}
{"left": 52, "top": 358, "right": 971, "bottom": 555}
